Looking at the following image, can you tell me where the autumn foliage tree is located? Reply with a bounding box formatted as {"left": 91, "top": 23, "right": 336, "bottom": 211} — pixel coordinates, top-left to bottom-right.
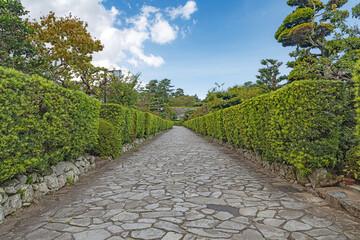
{"left": 29, "top": 12, "right": 104, "bottom": 92}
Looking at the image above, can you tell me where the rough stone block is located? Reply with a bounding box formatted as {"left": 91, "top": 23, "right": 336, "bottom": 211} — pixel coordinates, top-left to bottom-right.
{"left": 3, "top": 179, "right": 20, "bottom": 195}
{"left": 33, "top": 182, "right": 49, "bottom": 195}
{"left": 74, "top": 175, "right": 79, "bottom": 183}
{"left": 0, "top": 188, "right": 7, "bottom": 204}
{"left": 72, "top": 166, "right": 81, "bottom": 175}
{"left": 58, "top": 174, "right": 66, "bottom": 188}
{"left": 22, "top": 185, "right": 34, "bottom": 203}
{"left": 15, "top": 175, "right": 27, "bottom": 185}
{"left": 44, "top": 176, "right": 59, "bottom": 190}
{"left": 0, "top": 205, "right": 4, "bottom": 224}
{"left": 4, "top": 194, "right": 22, "bottom": 215}
{"left": 308, "top": 168, "right": 328, "bottom": 188}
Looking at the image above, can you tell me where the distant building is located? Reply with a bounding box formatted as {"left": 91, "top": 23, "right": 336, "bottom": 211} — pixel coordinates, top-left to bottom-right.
{"left": 108, "top": 69, "right": 122, "bottom": 79}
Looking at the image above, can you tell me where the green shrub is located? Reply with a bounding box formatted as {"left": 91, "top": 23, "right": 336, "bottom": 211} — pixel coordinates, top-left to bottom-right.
{"left": 135, "top": 110, "right": 145, "bottom": 138}
{"left": 173, "top": 121, "right": 182, "bottom": 126}
{"left": 0, "top": 67, "right": 100, "bottom": 182}
{"left": 353, "top": 60, "right": 360, "bottom": 179}
{"left": 144, "top": 112, "right": 153, "bottom": 137}
{"left": 93, "top": 118, "right": 121, "bottom": 158}
{"left": 185, "top": 80, "right": 357, "bottom": 176}
{"left": 344, "top": 145, "right": 360, "bottom": 179}
{"left": 101, "top": 104, "right": 173, "bottom": 144}
{"left": 123, "top": 108, "right": 135, "bottom": 144}
{"left": 100, "top": 104, "right": 125, "bottom": 147}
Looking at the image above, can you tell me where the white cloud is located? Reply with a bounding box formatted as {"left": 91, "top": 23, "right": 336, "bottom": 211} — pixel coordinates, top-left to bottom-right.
{"left": 151, "top": 14, "right": 177, "bottom": 44}
{"left": 168, "top": 1, "right": 198, "bottom": 20}
{"left": 22, "top": 0, "right": 196, "bottom": 69}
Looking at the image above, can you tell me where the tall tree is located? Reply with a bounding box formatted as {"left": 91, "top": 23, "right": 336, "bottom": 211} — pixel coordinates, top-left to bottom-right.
{"left": 173, "top": 88, "right": 185, "bottom": 97}
{"left": 144, "top": 78, "right": 175, "bottom": 102}
{"left": 29, "top": 12, "right": 104, "bottom": 91}
{"left": 158, "top": 78, "right": 174, "bottom": 101}
{"left": 275, "top": 0, "right": 360, "bottom": 82}
{"left": 145, "top": 80, "right": 159, "bottom": 95}
{"left": 104, "top": 72, "right": 140, "bottom": 106}
{"left": 255, "top": 59, "right": 287, "bottom": 93}
{"left": 0, "top": 0, "right": 43, "bottom": 74}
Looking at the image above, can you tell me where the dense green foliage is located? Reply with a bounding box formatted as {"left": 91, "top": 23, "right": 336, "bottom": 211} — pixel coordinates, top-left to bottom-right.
{"left": 255, "top": 59, "right": 287, "bottom": 93}
{"left": 0, "top": 67, "right": 100, "bottom": 182}
{"left": 138, "top": 78, "right": 198, "bottom": 119}
{"left": 104, "top": 73, "right": 140, "bottom": 106}
{"left": 0, "top": 66, "right": 173, "bottom": 182}
{"left": 353, "top": 60, "right": 360, "bottom": 179}
{"left": 29, "top": 11, "right": 104, "bottom": 90}
{"left": 93, "top": 119, "right": 121, "bottom": 158}
{"left": 100, "top": 103, "right": 173, "bottom": 156}
{"left": 0, "top": 0, "right": 44, "bottom": 75}
{"left": 275, "top": 0, "right": 360, "bottom": 82}
{"left": 168, "top": 96, "right": 196, "bottom": 107}
{"left": 99, "top": 104, "right": 125, "bottom": 148}
{"left": 184, "top": 80, "right": 358, "bottom": 176}
{"left": 189, "top": 82, "right": 260, "bottom": 119}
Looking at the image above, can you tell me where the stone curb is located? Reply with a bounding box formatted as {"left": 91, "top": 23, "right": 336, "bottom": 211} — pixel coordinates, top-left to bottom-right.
{"left": 314, "top": 187, "right": 360, "bottom": 219}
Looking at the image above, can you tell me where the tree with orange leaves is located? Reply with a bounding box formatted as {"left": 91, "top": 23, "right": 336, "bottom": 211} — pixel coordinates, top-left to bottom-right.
{"left": 29, "top": 12, "right": 104, "bottom": 93}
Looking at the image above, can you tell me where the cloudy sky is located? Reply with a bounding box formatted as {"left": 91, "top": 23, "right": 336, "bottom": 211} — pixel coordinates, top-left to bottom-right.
{"left": 22, "top": 0, "right": 359, "bottom": 99}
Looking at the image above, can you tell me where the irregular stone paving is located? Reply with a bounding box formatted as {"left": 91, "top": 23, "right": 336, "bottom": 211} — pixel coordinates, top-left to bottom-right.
{"left": 1, "top": 126, "right": 360, "bottom": 240}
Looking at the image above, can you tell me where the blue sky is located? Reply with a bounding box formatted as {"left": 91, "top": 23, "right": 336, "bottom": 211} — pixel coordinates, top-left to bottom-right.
{"left": 104, "top": 0, "right": 296, "bottom": 99}
{"left": 23, "top": 0, "right": 359, "bottom": 99}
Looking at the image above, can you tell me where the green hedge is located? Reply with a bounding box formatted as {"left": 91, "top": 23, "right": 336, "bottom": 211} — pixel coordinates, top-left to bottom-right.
{"left": 353, "top": 60, "right": 360, "bottom": 179}
{"left": 0, "top": 67, "right": 173, "bottom": 183}
{"left": 93, "top": 118, "right": 121, "bottom": 158}
{"left": 99, "top": 104, "right": 126, "bottom": 150}
{"left": 100, "top": 104, "right": 173, "bottom": 156}
{"left": 0, "top": 67, "right": 100, "bottom": 182}
{"left": 184, "top": 80, "right": 357, "bottom": 176}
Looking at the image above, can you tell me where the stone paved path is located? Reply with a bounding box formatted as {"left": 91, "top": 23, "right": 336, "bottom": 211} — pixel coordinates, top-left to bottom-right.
{"left": 1, "top": 126, "right": 360, "bottom": 240}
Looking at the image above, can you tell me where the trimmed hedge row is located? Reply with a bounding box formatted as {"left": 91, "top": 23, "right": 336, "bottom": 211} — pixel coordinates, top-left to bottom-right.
{"left": 99, "top": 104, "right": 173, "bottom": 158}
{"left": 93, "top": 118, "right": 121, "bottom": 158}
{"left": 0, "top": 67, "right": 100, "bottom": 182}
{"left": 353, "top": 60, "right": 360, "bottom": 179}
{"left": 184, "top": 80, "right": 357, "bottom": 176}
{"left": 0, "top": 67, "right": 173, "bottom": 183}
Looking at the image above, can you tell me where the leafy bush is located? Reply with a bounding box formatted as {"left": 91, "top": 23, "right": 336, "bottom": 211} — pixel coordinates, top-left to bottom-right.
{"left": 93, "top": 118, "right": 121, "bottom": 158}
{"left": 144, "top": 112, "right": 153, "bottom": 137}
{"left": 101, "top": 104, "right": 173, "bottom": 144}
{"left": 135, "top": 110, "right": 145, "bottom": 138}
{"left": 353, "top": 60, "right": 360, "bottom": 179}
{"left": 173, "top": 121, "right": 182, "bottom": 126}
{"left": 344, "top": 145, "right": 360, "bottom": 179}
{"left": 0, "top": 67, "right": 100, "bottom": 182}
{"left": 100, "top": 104, "right": 125, "bottom": 149}
{"left": 185, "top": 80, "right": 357, "bottom": 176}
{"left": 123, "top": 107, "right": 135, "bottom": 144}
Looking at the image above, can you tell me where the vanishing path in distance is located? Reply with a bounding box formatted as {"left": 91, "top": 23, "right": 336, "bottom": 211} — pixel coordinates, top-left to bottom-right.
{"left": 1, "top": 126, "right": 360, "bottom": 239}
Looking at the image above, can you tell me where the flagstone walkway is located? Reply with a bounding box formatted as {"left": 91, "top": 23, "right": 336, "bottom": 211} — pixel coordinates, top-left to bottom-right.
{"left": 1, "top": 126, "right": 360, "bottom": 240}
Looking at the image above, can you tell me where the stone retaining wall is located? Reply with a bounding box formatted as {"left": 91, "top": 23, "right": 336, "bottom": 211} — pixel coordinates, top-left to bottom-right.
{"left": 0, "top": 156, "right": 96, "bottom": 224}
{"left": 0, "top": 135, "right": 156, "bottom": 225}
